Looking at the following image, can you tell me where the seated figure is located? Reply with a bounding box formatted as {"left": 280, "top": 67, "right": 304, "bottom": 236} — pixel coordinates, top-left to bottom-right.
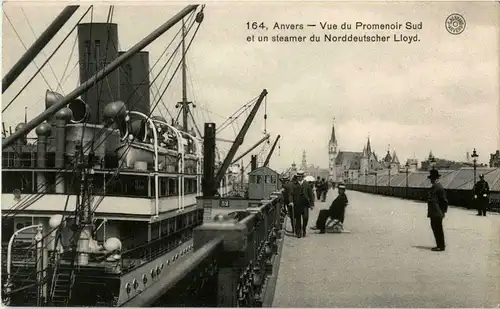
{"left": 311, "top": 184, "right": 348, "bottom": 234}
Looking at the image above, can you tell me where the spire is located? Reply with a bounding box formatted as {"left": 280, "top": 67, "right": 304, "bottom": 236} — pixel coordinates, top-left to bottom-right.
{"left": 384, "top": 145, "right": 392, "bottom": 162}
{"left": 366, "top": 136, "right": 371, "bottom": 154}
{"left": 329, "top": 118, "right": 337, "bottom": 144}
{"left": 362, "top": 145, "right": 368, "bottom": 158}
{"left": 391, "top": 151, "right": 400, "bottom": 164}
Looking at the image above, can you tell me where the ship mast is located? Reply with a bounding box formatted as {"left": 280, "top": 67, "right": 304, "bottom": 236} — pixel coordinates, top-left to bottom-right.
{"left": 178, "top": 19, "right": 193, "bottom": 132}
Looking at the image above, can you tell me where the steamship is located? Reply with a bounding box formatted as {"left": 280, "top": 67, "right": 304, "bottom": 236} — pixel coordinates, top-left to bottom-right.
{"left": 1, "top": 5, "right": 236, "bottom": 306}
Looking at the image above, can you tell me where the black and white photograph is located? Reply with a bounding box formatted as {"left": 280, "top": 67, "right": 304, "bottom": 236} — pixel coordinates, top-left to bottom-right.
{"left": 1, "top": 1, "right": 499, "bottom": 307}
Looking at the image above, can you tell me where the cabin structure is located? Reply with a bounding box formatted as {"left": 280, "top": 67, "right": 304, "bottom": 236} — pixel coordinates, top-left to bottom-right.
{"left": 248, "top": 166, "right": 281, "bottom": 200}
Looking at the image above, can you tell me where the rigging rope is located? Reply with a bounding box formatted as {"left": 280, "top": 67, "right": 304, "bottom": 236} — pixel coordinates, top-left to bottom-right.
{"left": 3, "top": 10, "right": 195, "bottom": 218}
{"left": 2, "top": 6, "right": 94, "bottom": 113}
{"left": 4, "top": 9, "right": 202, "bottom": 220}
{"left": 55, "top": 34, "right": 79, "bottom": 93}
{"left": 263, "top": 95, "right": 267, "bottom": 134}
{"left": 216, "top": 95, "right": 259, "bottom": 133}
{"left": 21, "top": 8, "right": 60, "bottom": 93}
{"left": 4, "top": 8, "right": 204, "bottom": 228}
{"left": 3, "top": 11, "right": 53, "bottom": 93}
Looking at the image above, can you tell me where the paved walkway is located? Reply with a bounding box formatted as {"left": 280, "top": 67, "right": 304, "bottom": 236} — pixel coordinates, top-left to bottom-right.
{"left": 273, "top": 190, "right": 500, "bottom": 308}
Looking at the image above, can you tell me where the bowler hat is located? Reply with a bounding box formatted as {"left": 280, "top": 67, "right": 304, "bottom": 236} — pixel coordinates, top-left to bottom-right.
{"left": 479, "top": 174, "right": 484, "bottom": 179}
{"left": 428, "top": 169, "right": 441, "bottom": 179}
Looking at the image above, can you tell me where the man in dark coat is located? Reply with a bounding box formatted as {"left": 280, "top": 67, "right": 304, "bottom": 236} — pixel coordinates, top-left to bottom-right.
{"left": 288, "top": 170, "right": 315, "bottom": 238}
{"left": 320, "top": 178, "right": 328, "bottom": 202}
{"left": 282, "top": 176, "right": 295, "bottom": 233}
{"left": 427, "top": 169, "right": 448, "bottom": 252}
{"left": 315, "top": 176, "right": 321, "bottom": 200}
{"left": 473, "top": 174, "right": 490, "bottom": 216}
{"left": 311, "top": 183, "right": 348, "bottom": 233}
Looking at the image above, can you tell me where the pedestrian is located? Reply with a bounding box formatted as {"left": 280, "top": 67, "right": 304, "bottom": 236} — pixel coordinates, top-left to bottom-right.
{"left": 426, "top": 169, "right": 448, "bottom": 252}
{"left": 473, "top": 174, "right": 490, "bottom": 216}
{"left": 315, "top": 176, "right": 321, "bottom": 200}
{"left": 288, "top": 170, "right": 315, "bottom": 238}
{"left": 282, "top": 176, "right": 295, "bottom": 233}
{"left": 320, "top": 178, "right": 328, "bottom": 202}
{"left": 311, "top": 183, "right": 348, "bottom": 233}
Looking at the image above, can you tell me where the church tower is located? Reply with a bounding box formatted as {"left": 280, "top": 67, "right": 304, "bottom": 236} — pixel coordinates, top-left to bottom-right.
{"left": 359, "top": 138, "right": 371, "bottom": 175}
{"left": 328, "top": 119, "right": 338, "bottom": 183}
{"left": 301, "top": 149, "right": 308, "bottom": 172}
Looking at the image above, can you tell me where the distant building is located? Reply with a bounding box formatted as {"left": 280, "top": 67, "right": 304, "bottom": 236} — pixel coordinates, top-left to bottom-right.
{"left": 283, "top": 153, "right": 329, "bottom": 180}
{"left": 490, "top": 150, "right": 500, "bottom": 167}
{"left": 420, "top": 151, "right": 475, "bottom": 170}
{"left": 327, "top": 120, "right": 402, "bottom": 184}
{"left": 405, "top": 158, "right": 419, "bottom": 172}
{"left": 306, "top": 164, "right": 329, "bottom": 180}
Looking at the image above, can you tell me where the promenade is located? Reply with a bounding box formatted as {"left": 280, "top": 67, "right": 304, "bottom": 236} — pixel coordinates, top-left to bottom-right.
{"left": 273, "top": 190, "right": 500, "bottom": 308}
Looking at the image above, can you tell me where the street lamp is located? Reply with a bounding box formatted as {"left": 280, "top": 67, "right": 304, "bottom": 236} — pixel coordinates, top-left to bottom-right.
{"left": 405, "top": 162, "right": 409, "bottom": 199}
{"left": 472, "top": 148, "right": 478, "bottom": 185}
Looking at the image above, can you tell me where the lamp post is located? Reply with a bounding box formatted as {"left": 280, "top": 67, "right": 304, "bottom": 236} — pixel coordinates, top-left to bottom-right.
{"left": 405, "top": 162, "right": 409, "bottom": 199}
{"left": 472, "top": 148, "right": 478, "bottom": 185}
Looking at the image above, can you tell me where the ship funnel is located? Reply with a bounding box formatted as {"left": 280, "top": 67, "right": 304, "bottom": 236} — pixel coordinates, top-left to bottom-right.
{"left": 68, "top": 98, "right": 90, "bottom": 123}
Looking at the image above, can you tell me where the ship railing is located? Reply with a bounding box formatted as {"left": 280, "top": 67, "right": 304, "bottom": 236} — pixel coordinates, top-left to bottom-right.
{"left": 121, "top": 191, "right": 286, "bottom": 307}
{"left": 119, "top": 223, "right": 196, "bottom": 273}
{"left": 121, "top": 236, "right": 223, "bottom": 307}
{"left": 1, "top": 168, "right": 199, "bottom": 197}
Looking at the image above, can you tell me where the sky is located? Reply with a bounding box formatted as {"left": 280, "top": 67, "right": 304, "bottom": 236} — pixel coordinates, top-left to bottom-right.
{"left": 2, "top": 1, "right": 499, "bottom": 171}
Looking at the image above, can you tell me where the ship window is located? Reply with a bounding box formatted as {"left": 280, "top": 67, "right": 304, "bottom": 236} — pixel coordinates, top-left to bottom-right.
{"left": 134, "top": 179, "right": 145, "bottom": 191}
{"left": 256, "top": 175, "right": 262, "bottom": 184}
{"left": 184, "top": 178, "right": 196, "bottom": 194}
{"left": 249, "top": 175, "right": 256, "bottom": 184}
{"left": 168, "top": 178, "right": 177, "bottom": 196}
{"left": 265, "top": 175, "right": 271, "bottom": 183}
{"left": 271, "top": 175, "right": 276, "bottom": 184}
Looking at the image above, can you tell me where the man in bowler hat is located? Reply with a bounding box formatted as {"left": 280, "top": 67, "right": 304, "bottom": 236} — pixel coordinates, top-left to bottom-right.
{"left": 288, "top": 170, "right": 315, "bottom": 238}
{"left": 311, "top": 183, "right": 348, "bottom": 233}
{"left": 427, "top": 169, "right": 448, "bottom": 252}
{"left": 473, "top": 174, "right": 490, "bottom": 216}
